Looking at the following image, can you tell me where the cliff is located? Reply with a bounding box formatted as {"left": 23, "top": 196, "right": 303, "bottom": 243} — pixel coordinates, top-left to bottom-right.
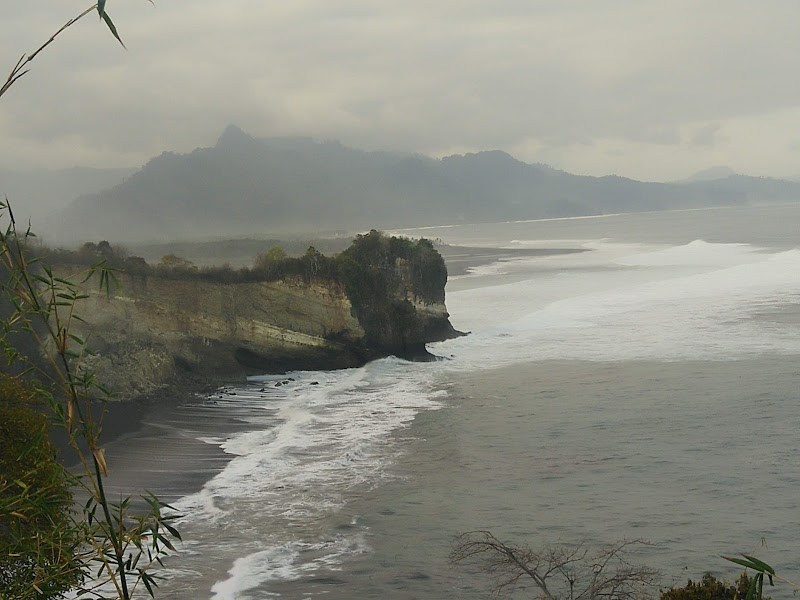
{"left": 65, "top": 233, "right": 461, "bottom": 399}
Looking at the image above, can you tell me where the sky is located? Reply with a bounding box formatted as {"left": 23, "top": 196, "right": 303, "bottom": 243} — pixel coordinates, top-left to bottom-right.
{"left": 2, "top": 0, "right": 800, "bottom": 182}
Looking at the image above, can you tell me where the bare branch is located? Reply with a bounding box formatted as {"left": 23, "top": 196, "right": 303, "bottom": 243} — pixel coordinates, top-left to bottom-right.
{"left": 451, "top": 531, "right": 661, "bottom": 600}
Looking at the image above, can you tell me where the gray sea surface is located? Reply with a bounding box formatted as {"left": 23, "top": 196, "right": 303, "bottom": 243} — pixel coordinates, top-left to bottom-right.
{"left": 301, "top": 357, "right": 800, "bottom": 599}
{"left": 100, "top": 204, "right": 800, "bottom": 599}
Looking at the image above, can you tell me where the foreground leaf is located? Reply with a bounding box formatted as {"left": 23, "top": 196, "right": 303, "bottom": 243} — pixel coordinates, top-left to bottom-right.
{"left": 102, "top": 11, "right": 126, "bottom": 48}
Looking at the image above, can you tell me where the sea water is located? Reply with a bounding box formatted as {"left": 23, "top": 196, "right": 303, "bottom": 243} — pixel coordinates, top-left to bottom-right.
{"left": 103, "top": 204, "right": 800, "bottom": 599}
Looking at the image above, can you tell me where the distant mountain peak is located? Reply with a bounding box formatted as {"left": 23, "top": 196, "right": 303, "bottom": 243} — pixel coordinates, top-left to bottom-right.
{"left": 443, "top": 149, "right": 517, "bottom": 163}
{"left": 215, "top": 124, "right": 255, "bottom": 148}
{"left": 682, "top": 166, "right": 737, "bottom": 182}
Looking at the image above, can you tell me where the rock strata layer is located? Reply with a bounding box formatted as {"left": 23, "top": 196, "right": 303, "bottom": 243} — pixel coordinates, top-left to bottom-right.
{"left": 70, "top": 255, "right": 460, "bottom": 399}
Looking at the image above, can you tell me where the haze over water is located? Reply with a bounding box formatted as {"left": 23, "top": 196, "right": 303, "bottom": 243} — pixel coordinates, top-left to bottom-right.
{"left": 104, "top": 204, "right": 800, "bottom": 599}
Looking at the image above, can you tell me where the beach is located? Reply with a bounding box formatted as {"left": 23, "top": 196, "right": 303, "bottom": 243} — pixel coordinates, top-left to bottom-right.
{"left": 73, "top": 207, "right": 800, "bottom": 598}
{"left": 94, "top": 244, "right": 583, "bottom": 501}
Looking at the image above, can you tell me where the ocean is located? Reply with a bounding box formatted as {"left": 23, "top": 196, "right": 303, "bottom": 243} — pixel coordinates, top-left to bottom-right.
{"left": 100, "top": 204, "right": 800, "bottom": 599}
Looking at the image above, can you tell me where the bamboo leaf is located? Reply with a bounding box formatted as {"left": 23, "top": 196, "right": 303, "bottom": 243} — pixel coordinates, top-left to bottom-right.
{"left": 93, "top": 447, "right": 108, "bottom": 477}
{"left": 142, "top": 573, "right": 155, "bottom": 597}
{"left": 97, "top": 0, "right": 107, "bottom": 20}
{"left": 723, "top": 556, "right": 762, "bottom": 571}
{"left": 67, "top": 398, "right": 75, "bottom": 433}
{"left": 158, "top": 534, "right": 176, "bottom": 552}
{"left": 163, "top": 523, "right": 181, "bottom": 540}
{"left": 109, "top": 269, "right": 119, "bottom": 290}
{"left": 745, "top": 573, "right": 759, "bottom": 600}
{"left": 67, "top": 333, "right": 85, "bottom": 345}
{"left": 102, "top": 11, "right": 126, "bottom": 49}
{"left": 742, "top": 555, "right": 776, "bottom": 575}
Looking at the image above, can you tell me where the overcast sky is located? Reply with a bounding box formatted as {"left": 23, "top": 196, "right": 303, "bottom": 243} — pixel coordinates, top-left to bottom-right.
{"left": 2, "top": 1, "right": 800, "bottom": 182}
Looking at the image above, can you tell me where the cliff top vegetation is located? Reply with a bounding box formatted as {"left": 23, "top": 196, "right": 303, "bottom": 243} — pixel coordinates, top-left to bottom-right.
{"left": 40, "top": 230, "right": 448, "bottom": 301}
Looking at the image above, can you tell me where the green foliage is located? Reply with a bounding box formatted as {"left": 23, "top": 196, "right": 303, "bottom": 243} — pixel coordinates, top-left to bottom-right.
{"left": 34, "top": 241, "right": 148, "bottom": 277}
{"left": 337, "top": 230, "right": 447, "bottom": 305}
{"left": 157, "top": 253, "right": 197, "bottom": 272}
{"left": 1, "top": 198, "right": 181, "bottom": 599}
{"left": 717, "top": 555, "right": 800, "bottom": 600}
{"left": 333, "top": 230, "right": 447, "bottom": 350}
{"left": 452, "top": 533, "right": 790, "bottom": 600}
{"left": 661, "top": 573, "right": 763, "bottom": 600}
{"left": 0, "top": 4, "right": 177, "bottom": 597}
{"left": 34, "top": 230, "right": 448, "bottom": 364}
{"left": 43, "top": 234, "right": 447, "bottom": 317}
{"left": 251, "top": 247, "right": 289, "bottom": 280}
{"left": 0, "top": 375, "right": 82, "bottom": 599}
{"left": 255, "top": 245, "right": 288, "bottom": 267}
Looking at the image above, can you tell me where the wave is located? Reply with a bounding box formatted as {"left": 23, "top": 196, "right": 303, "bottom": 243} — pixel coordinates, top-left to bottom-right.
{"left": 209, "top": 534, "right": 369, "bottom": 600}
{"left": 165, "top": 235, "right": 800, "bottom": 597}
{"left": 439, "top": 240, "right": 800, "bottom": 367}
{"left": 167, "top": 358, "right": 447, "bottom": 597}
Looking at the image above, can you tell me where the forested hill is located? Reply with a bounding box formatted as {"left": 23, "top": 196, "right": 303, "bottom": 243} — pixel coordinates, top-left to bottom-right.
{"left": 41, "top": 125, "right": 800, "bottom": 244}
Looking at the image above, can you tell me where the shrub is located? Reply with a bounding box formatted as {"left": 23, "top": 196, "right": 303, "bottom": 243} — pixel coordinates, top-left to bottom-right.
{"left": 0, "top": 375, "right": 82, "bottom": 598}
{"left": 661, "top": 573, "right": 763, "bottom": 600}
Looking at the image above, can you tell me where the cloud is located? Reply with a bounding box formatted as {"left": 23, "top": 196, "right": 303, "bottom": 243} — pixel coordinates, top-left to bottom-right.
{"left": 689, "top": 123, "right": 722, "bottom": 147}
{"left": 2, "top": 1, "right": 800, "bottom": 180}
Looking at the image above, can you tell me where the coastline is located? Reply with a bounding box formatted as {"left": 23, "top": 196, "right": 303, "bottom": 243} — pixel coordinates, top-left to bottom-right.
{"left": 97, "top": 378, "right": 242, "bottom": 503}
{"left": 52, "top": 205, "right": 800, "bottom": 599}
{"left": 96, "top": 375, "right": 220, "bottom": 444}
{"left": 86, "top": 244, "right": 584, "bottom": 494}
{"left": 437, "top": 244, "right": 585, "bottom": 276}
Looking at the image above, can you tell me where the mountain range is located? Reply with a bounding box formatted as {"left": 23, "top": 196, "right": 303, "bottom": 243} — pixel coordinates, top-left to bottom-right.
{"left": 8, "top": 125, "right": 800, "bottom": 245}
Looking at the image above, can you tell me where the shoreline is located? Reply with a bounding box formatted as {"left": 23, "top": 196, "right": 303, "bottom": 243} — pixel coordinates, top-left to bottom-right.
{"left": 437, "top": 244, "right": 586, "bottom": 276}
{"left": 82, "top": 244, "right": 583, "bottom": 472}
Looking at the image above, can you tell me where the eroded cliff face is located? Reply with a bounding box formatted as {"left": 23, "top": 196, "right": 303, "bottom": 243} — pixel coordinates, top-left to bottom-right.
{"left": 70, "top": 260, "right": 459, "bottom": 399}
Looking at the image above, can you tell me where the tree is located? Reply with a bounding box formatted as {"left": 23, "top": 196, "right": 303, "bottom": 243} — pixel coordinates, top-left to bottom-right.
{"left": 157, "top": 253, "right": 196, "bottom": 271}
{"left": 253, "top": 246, "right": 288, "bottom": 279}
{"left": 450, "top": 531, "right": 660, "bottom": 600}
{"left": 258, "top": 245, "right": 288, "bottom": 265}
{"left": 302, "top": 246, "right": 322, "bottom": 279}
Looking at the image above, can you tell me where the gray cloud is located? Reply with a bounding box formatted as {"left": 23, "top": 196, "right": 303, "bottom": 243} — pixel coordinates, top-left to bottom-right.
{"left": 2, "top": 1, "right": 800, "bottom": 180}
{"left": 690, "top": 123, "right": 722, "bottom": 147}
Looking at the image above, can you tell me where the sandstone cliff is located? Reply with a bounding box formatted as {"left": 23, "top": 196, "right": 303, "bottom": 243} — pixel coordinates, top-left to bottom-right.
{"left": 66, "top": 233, "right": 460, "bottom": 399}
